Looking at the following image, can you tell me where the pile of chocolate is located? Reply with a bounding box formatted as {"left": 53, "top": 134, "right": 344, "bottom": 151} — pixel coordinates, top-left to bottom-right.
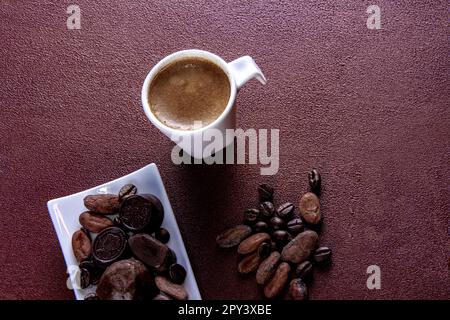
{"left": 71, "top": 184, "right": 188, "bottom": 300}
{"left": 216, "top": 169, "right": 332, "bottom": 299}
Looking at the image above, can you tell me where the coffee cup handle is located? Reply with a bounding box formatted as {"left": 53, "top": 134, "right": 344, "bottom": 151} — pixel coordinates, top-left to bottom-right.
{"left": 228, "top": 56, "right": 267, "bottom": 89}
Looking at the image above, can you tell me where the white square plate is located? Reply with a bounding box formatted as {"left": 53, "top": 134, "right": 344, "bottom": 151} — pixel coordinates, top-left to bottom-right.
{"left": 47, "top": 163, "right": 201, "bottom": 300}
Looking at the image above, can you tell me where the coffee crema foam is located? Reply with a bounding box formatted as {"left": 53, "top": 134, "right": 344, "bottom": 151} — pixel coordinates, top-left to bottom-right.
{"left": 149, "top": 57, "right": 231, "bottom": 131}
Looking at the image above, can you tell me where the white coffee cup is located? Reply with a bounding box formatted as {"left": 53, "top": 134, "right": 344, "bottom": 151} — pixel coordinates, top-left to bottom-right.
{"left": 141, "top": 49, "right": 266, "bottom": 159}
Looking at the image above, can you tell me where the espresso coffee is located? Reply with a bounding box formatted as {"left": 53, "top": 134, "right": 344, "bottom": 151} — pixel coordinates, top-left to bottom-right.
{"left": 149, "top": 57, "right": 231, "bottom": 130}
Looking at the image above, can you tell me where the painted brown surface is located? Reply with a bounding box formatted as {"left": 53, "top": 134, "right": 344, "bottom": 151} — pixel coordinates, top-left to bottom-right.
{"left": 0, "top": 1, "right": 448, "bottom": 299}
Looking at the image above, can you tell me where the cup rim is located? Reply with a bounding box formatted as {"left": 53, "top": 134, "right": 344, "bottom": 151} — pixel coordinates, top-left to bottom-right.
{"left": 141, "top": 49, "right": 237, "bottom": 135}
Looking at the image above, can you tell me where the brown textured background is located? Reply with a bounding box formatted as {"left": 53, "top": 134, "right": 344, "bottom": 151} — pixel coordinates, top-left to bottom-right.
{"left": 0, "top": 0, "right": 449, "bottom": 299}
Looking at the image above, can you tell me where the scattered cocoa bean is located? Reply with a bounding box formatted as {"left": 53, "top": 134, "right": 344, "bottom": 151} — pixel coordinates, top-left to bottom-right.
{"left": 299, "top": 192, "right": 321, "bottom": 224}
{"left": 237, "top": 232, "right": 271, "bottom": 255}
{"left": 256, "top": 251, "right": 281, "bottom": 285}
{"left": 281, "top": 230, "right": 318, "bottom": 264}
{"left": 263, "top": 262, "right": 291, "bottom": 299}
{"left": 288, "top": 278, "right": 308, "bottom": 300}
{"left": 237, "top": 252, "right": 261, "bottom": 274}
{"left": 216, "top": 225, "right": 252, "bottom": 249}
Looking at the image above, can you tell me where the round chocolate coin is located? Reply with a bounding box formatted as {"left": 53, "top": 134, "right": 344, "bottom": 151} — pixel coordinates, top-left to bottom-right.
{"left": 119, "top": 194, "right": 164, "bottom": 233}
{"left": 92, "top": 227, "right": 128, "bottom": 267}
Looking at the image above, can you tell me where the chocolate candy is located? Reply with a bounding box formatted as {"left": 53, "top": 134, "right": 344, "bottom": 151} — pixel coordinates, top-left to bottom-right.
{"left": 96, "top": 259, "right": 157, "bottom": 300}
{"left": 128, "top": 233, "right": 173, "bottom": 273}
{"left": 92, "top": 227, "right": 128, "bottom": 267}
{"left": 119, "top": 194, "right": 164, "bottom": 233}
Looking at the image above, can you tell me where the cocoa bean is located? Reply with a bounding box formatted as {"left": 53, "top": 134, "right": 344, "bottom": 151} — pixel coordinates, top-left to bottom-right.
{"left": 71, "top": 229, "right": 92, "bottom": 262}
{"left": 288, "top": 278, "right": 308, "bottom": 300}
{"left": 83, "top": 194, "right": 120, "bottom": 214}
{"left": 299, "top": 192, "right": 321, "bottom": 224}
{"left": 281, "top": 230, "right": 318, "bottom": 264}
{"left": 216, "top": 225, "right": 252, "bottom": 249}
{"left": 263, "top": 262, "right": 290, "bottom": 299}
{"left": 79, "top": 211, "right": 113, "bottom": 233}
{"left": 155, "top": 276, "right": 188, "bottom": 300}
{"left": 237, "top": 232, "right": 270, "bottom": 255}
{"left": 256, "top": 251, "right": 281, "bottom": 285}
{"left": 237, "top": 252, "right": 261, "bottom": 274}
